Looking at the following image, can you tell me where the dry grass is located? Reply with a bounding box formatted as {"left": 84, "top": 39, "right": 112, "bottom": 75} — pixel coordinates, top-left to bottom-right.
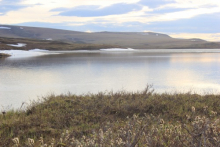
{"left": 0, "top": 53, "right": 11, "bottom": 58}
{"left": 0, "top": 87, "right": 219, "bottom": 146}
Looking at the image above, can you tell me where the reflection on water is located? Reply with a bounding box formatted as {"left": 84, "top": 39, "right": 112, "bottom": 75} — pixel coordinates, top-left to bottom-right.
{"left": 1, "top": 50, "right": 220, "bottom": 108}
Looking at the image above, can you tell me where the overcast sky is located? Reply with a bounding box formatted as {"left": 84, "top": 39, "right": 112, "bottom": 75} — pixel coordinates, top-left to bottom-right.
{"left": 0, "top": 0, "right": 220, "bottom": 41}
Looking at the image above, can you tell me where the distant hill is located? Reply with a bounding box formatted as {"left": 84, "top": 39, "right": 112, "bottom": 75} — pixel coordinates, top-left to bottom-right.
{"left": 0, "top": 25, "right": 220, "bottom": 49}
{"left": 0, "top": 37, "right": 120, "bottom": 51}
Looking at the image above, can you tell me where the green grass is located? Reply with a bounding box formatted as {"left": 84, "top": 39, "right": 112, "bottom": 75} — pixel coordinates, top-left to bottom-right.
{"left": 0, "top": 87, "right": 219, "bottom": 146}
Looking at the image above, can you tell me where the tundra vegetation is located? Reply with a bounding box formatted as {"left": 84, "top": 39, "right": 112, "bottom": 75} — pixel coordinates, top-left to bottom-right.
{"left": 0, "top": 53, "right": 11, "bottom": 58}
{"left": 0, "top": 86, "right": 219, "bottom": 146}
{"left": 0, "top": 37, "right": 120, "bottom": 51}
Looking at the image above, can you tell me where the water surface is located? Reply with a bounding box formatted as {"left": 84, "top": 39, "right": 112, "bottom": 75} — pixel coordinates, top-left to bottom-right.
{"left": 1, "top": 49, "right": 220, "bottom": 109}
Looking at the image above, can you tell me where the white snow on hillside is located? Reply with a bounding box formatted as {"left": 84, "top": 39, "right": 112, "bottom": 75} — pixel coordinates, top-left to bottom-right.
{"left": 7, "top": 43, "right": 26, "bottom": 47}
{"left": 0, "top": 49, "right": 58, "bottom": 58}
{"left": 100, "top": 48, "right": 135, "bottom": 51}
{"left": 0, "top": 26, "right": 11, "bottom": 29}
{"left": 30, "top": 49, "right": 49, "bottom": 52}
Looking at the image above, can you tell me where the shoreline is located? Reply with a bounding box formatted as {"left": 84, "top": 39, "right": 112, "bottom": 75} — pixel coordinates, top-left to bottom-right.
{"left": 0, "top": 53, "right": 11, "bottom": 58}
{"left": 1, "top": 48, "right": 220, "bottom": 59}
{"left": 0, "top": 48, "right": 137, "bottom": 58}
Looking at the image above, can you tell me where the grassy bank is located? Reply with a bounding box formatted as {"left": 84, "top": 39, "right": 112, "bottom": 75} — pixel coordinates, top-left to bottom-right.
{"left": 0, "top": 87, "right": 219, "bottom": 146}
{"left": 0, "top": 53, "right": 11, "bottom": 58}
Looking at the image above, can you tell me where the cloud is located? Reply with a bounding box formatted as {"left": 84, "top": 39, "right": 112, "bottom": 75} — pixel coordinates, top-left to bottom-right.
{"left": 1, "top": 0, "right": 219, "bottom": 25}
{"left": 86, "top": 6, "right": 220, "bottom": 27}
{"left": 158, "top": 0, "right": 220, "bottom": 9}
{"left": 0, "top": 5, "right": 26, "bottom": 15}
{"left": 0, "top": 0, "right": 22, "bottom": 4}
{"left": 16, "top": 10, "right": 220, "bottom": 41}
{"left": 0, "top": 0, "right": 220, "bottom": 42}
{"left": 54, "top": 3, "right": 143, "bottom": 17}
{"left": 20, "top": 0, "right": 141, "bottom": 8}
{"left": 148, "top": 7, "right": 189, "bottom": 14}
{"left": 85, "top": 30, "right": 93, "bottom": 33}
{"left": 138, "top": 12, "right": 220, "bottom": 33}
{"left": 0, "top": 5, "right": 60, "bottom": 24}
{"left": 1, "top": 0, "right": 145, "bottom": 23}
{"left": 0, "top": 0, "right": 26, "bottom": 15}
{"left": 138, "top": 0, "right": 175, "bottom": 8}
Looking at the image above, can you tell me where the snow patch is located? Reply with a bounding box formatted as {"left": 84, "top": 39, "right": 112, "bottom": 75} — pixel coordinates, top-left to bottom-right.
{"left": 30, "top": 49, "right": 49, "bottom": 52}
{"left": 46, "top": 38, "right": 52, "bottom": 40}
{"left": 7, "top": 43, "right": 26, "bottom": 47}
{"left": 85, "top": 30, "right": 93, "bottom": 33}
{"left": 100, "top": 48, "right": 135, "bottom": 51}
{"left": 0, "top": 26, "right": 11, "bottom": 29}
{"left": 0, "top": 49, "right": 59, "bottom": 58}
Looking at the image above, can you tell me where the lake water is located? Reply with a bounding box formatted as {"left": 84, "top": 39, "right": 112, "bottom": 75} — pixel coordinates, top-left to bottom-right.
{"left": 1, "top": 49, "right": 220, "bottom": 109}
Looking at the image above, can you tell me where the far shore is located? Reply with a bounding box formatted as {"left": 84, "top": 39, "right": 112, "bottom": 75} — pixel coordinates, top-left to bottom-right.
{"left": 2, "top": 48, "right": 220, "bottom": 59}
{"left": 0, "top": 53, "right": 11, "bottom": 58}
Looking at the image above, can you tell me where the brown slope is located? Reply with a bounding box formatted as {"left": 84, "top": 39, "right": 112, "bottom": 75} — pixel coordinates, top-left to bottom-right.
{"left": 0, "top": 25, "right": 219, "bottom": 49}
{"left": 0, "top": 37, "right": 120, "bottom": 50}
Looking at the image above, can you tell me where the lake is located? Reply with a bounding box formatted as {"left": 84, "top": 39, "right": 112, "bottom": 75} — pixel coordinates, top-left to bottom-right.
{"left": 1, "top": 49, "right": 220, "bottom": 109}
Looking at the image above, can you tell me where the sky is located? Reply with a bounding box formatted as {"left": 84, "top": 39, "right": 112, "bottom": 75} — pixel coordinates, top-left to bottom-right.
{"left": 0, "top": 0, "right": 220, "bottom": 41}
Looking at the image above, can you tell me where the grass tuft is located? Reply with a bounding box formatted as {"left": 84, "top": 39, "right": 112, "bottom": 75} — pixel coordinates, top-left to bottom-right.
{"left": 0, "top": 87, "right": 219, "bottom": 146}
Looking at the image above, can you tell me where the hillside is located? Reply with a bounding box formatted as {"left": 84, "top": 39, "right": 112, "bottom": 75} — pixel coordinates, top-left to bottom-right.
{"left": 0, "top": 25, "right": 220, "bottom": 49}
{"left": 0, "top": 37, "right": 120, "bottom": 51}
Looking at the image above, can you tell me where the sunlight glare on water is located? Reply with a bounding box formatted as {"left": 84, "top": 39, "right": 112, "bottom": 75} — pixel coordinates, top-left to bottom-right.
{"left": 1, "top": 49, "right": 220, "bottom": 108}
